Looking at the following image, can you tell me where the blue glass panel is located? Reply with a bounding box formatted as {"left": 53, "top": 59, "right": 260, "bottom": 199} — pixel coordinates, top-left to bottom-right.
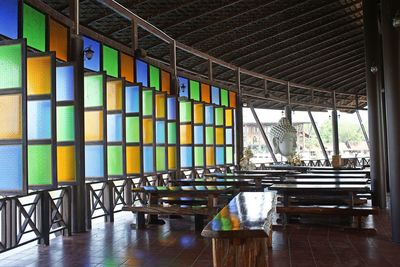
{"left": 0, "top": 0, "right": 18, "bottom": 39}
{"left": 205, "top": 106, "right": 214, "bottom": 125}
{"left": 180, "top": 146, "right": 192, "bottom": 168}
{"left": 143, "top": 146, "right": 153, "bottom": 173}
{"left": 28, "top": 100, "right": 51, "bottom": 140}
{"left": 56, "top": 65, "right": 74, "bottom": 101}
{"left": 211, "top": 86, "right": 220, "bottom": 105}
{"left": 225, "top": 128, "right": 233, "bottom": 145}
{"left": 167, "top": 97, "right": 176, "bottom": 120}
{"left": 156, "top": 121, "right": 165, "bottom": 144}
{"left": 0, "top": 145, "right": 22, "bottom": 191}
{"left": 85, "top": 145, "right": 104, "bottom": 177}
{"left": 83, "top": 36, "right": 100, "bottom": 71}
{"left": 178, "top": 76, "right": 189, "bottom": 98}
{"left": 125, "top": 86, "right": 139, "bottom": 113}
{"left": 194, "top": 126, "right": 203, "bottom": 145}
{"left": 216, "top": 147, "right": 224, "bottom": 165}
{"left": 136, "top": 59, "right": 148, "bottom": 86}
{"left": 107, "top": 114, "right": 122, "bottom": 142}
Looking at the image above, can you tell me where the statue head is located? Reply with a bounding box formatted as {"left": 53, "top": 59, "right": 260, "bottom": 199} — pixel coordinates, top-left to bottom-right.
{"left": 269, "top": 117, "right": 297, "bottom": 157}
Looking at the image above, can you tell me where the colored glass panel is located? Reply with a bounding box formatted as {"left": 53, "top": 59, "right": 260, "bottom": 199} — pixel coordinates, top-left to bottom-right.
{"left": 161, "top": 70, "right": 171, "bottom": 94}
{"left": 83, "top": 37, "right": 100, "bottom": 71}
{"left": 57, "top": 106, "right": 75, "bottom": 142}
{"left": 28, "top": 145, "right": 52, "bottom": 185}
{"left": 107, "top": 80, "right": 122, "bottom": 111}
{"left": 190, "top": 80, "right": 200, "bottom": 101}
{"left": 0, "top": 0, "right": 18, "bottom": 39}
{"left": 156, "top": 121, "right": 165, "bottom": 144}
{"left": 215, "top": 108, "right": 224, "bottom": 126}
{"left": 180, "top": 146, "right": 192, "bottom": 168}
{"left": 225, "top": 128, "right": 233, "bottom": 145}
{"left": 126, "top": 146, "right": 140, "bottom": 174}
{"left": 216, "top": 147, "right": 225, "bottom": 165}
{"left": 211, "top": 86, "right": 220, "bottom": 105}
{"left": 57, "top": 146, "right": 76, "bottom": 182}
{"left": 167, "top": 98, "right": 176, "bottom": 120}
{"left": 168, "top": 146, "right": 176, "bottom": 169}
{"left": 205, "top": 106, "right": 214, "bottom": 125}
{"left": 143, "top": 118, "right": 153, "bottom": 144}
{"left": 178, "top": 77, "right": 189, "bottom": 98}
{"left": 220, "top": 89, "right": 228, "bottom": 107}
{"left": 126, "top": 117, "right": 140, "bottom": 143}
{"left": 179, "top": 102, "right": 191, "bottom": 122}
{"left": 0, "top": 145, "right": 22, "bottom": 191}
{"left": 28, "top": 100, "right": 51, "bottom": 140}
{"left": 85, "top": 145, "right": 104, "bottom": 178}
{"left": 84, "top": 75, "right": 103, "bottom": 107}
{"left": 143, "top": 146, "right": 153, "bottom": 173}
{"left": 229, "top": 91, "right": 237, "bottom": 108}
{"left": 215, "top": 128, "right": 224, "bottom": 145}
{"left": 120, "top": 53, "right": 134, "bottom": 83}
{"left": 136, "top": 59, "right": 148, "bottom": 86}
{"left": 155, "top": 94, "right": 165, "bottom": 119}
{"left": 168, "top": 122, "right": 176, "bottom": 144}
{"left": 0, "top": 94, "right": 21, "bottom": 139}
{"left": 156, "top": 147, "right": 165, "bottom": 171}
{"left": 195, "top": 147, "right": 204, "bottom": 167}
{"left": 0, "top": 43, "right": 22, "bottom": 89}
{"left": 206, "top": 147, "right": 215, "bottom": 166}
{"left": 103, "top": 45, "right": 118, "bottom": 78}
{"left": 23, "top": 4, "right": 45, "bottom": 51}
{"left": 149, "top": 65, "right": 160, "bottom": 91}
{"left": 180, "top": 124, "right": 192, "bottom": 145}
{"left": 226, "top": 146, "right": 233, "bottom": 165}
{"left": 142, "top": 90, "right": 153, "bottom": 116}
{"left": 194, "top": 126, "right": 203, "bottom": 145}
{"left": 225, "top": 109, "right": 233, "bottom": 126}
{"left": 84, "top": 111, "right": 103, "bottom": 141}
{"left": 125, "top": 86, "right": 139, "bottom": 113}
{"left": 49, "top": 19, "right": 68, "bottom": 61}
{"left": 201, "top": 83, "right": 211, "bottom": 103}
{"left": 206, "top": 126, "right": 214, "bottom": 145}
{"left": 27, "top": 56, "right": 52, "bottom": 95}
{"left": 56, "top": 65, "right": 74, "bottom": 101}
{"left": 108, "top": 145, "right": 123, "bottom": 176}
{"left": 194, "top": 104, "right": 203, "bottom": 124}
{"left": 107, "top": 114, "right": 122, "bottom": 142}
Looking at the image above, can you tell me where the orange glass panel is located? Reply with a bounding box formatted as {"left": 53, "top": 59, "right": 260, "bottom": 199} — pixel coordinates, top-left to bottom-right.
{"left": 225, "top": 109, "right": 233, "bottom": 127}
{"left": 180, "top": 124, "right": 192, "bottom": 145}
{"left": 194, "top": 103, "right": 203, "bottom": 124}
{"left": 120, "top": 53, "right": 134, "bottom": 83}
{"left": 168, "top": 146, "right": 176, "bottom": 169}
{"left": 155, "top": 94, "right": 165, "bottom": 119}
{"left": 126, "top": 146, "right": 140, "bottom": 174}
{"left": 84, "top": 111, "right": 103, "bottom": 141}
{"left": 143, "top": 118, "right": 153, "bottom": 144}
{"left": 161, "top": 70, "right": 171, "bottom": 94}
{"left": 57, "top": 146, "right": 76, "bottom": 182}
{"left": 107, "top": 80, "right": 122, "bottom": 111}
{"left": 206, "top": 147, "right": 215, "bottom": 166}
{"left": 49, "top": 19, "right": 68, "bottom": 61}
{"left": 27, "top": 55, "right": 52, "bottom": 95}
{"left": 229, "top": 91, "right": 237, "bottom": 108}
{"left": 0, "top": 94, "right": 21, "bottom": 139}
{"left": 215, "top": 128, "right": 224, "bottom": 145}
{"left": 201, "top": 83, "right": 210, "bottom": 103}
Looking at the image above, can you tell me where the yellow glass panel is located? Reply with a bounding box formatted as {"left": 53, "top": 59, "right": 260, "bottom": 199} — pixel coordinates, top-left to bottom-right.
{"left": 27, "top": 55, "right": 52, "bottom": 95}
{"left": 229, "top": 91, "right": 236, "bottom": 108}
{"left": 84, "top": 111, "right": 103, "bottom": 141}
{"left": 120, "top": 53, "right": 134, "bottom": 83}
{"left": 126, "top": 146, "right": 140, "bottom": 174}
{"left": 155, "top": 94, "right": 165, "bottom": 119}
{"left": 161, "top": 70, "right": 171, "bottom": 94}
{"left": 168, "top": 146, "right": 176, "bottom": 169}
{"left": 215, "top": 128, "right": 224, "bottom": 145}
{"left": 143, "top": 118, "right": 153, "bottom": 144}
{"left": 0, "top": 94, "right": 21, "bottom": 139}
{"left": 194, "top": 103, "right": 203, "bottom": 124}
{"left": 107, "top": 80, "right": 122, "bottom": 111}
{"left": 180, "top": 124, "right": 192, "bottom": 145}
{"left": 206, "top": 147, "right": 215, "bottom": 166}
{"left": 49, "top": 19, "right": 68, "bottom": 62}
{"left": 225, "top": 109, "right": 233, "bottom": 127}
{"left": 201, "top": 83, "right": 210, "bottom": 103}
{"left": 57, "top": 146, "right": 76, "bottom": 182}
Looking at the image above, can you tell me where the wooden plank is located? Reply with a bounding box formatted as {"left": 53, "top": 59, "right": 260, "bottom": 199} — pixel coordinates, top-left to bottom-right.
{"left": 286, "top": 173, "right": 368, "bottom": 178}
{"left": 269, "top": 183, "right": 370, "bottom": 192}
{"left": 281, "top": 178, "right": 369, "bottom": 184}
{"left": 122, "top": 204, "right": 211, "bottom": 215}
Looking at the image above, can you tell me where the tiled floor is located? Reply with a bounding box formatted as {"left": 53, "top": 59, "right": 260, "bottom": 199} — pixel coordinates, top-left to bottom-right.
{"left": 0, "top": 204, "right": 399, "bottom": 267}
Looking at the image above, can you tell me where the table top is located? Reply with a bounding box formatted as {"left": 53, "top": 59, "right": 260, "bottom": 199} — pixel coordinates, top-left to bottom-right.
{"left": 132, "top": 185, "right": 235, "bottom": 195}
{"left": 308, "top": 169, "right": 370, "bottom": 174}
{"left": 234, "top": 170, "right": 298, "bottom": 175}
{"left": 269, "top": 183, "right": 370, "bottom": 192}
{"left": 203, "top": 173, "right": 268, "bottom": 179}
{"left": 286, "top": 173, "right": 368, "bottom": 178}
{"left": 174, "top": 178, "right": 253, "bottom": 186}
{"left": 201, "top": 191, "right": 276, "bottom": 238}
{"left": 281, "top": 178, "right": 369, "bottom": 184}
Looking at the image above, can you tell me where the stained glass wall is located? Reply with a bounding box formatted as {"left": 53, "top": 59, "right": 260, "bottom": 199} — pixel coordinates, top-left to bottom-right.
{"left": 142, "top": 87, "right": 155, "bottom": 173}
{"left": 167, "top": 96, "right": 177, "bottom": 170}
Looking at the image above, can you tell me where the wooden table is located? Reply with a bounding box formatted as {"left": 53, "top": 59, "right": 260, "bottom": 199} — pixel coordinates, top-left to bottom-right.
{"left": 281, "top": 177, "right": 369, "bottom": 184}
{"left": 173, "top": 178, "right": 254, "bottom": 187}
{"left": 234, "top": 169, "right": 298, "bottom": 175}
{"left": 202, "top": 191, "right": 276, "bottom": 267}
{"left": 203, "top": 173, "right": 271, "bottom": 187}
{"left": 285, "top": 173, "right": 368, "bottom": 179}
{"left": 308, "top": 169, "right": 370, "bottom": 174}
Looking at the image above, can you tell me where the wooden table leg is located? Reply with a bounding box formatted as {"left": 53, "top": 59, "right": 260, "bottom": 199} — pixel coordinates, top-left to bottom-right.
{"left": 148, "top": 193, "right": 165, "bottom": 225}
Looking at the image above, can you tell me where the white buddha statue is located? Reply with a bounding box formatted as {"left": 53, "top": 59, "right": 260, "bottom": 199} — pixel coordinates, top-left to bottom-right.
{"left": 269, "top": 117, "right": 297, "bottom": 157}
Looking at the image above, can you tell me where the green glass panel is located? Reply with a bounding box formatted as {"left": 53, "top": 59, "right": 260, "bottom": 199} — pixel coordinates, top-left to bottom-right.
{"left": 84, "top": 75, "right": 103, "bottom": 107}
{"left": 142, "top": 90, "right": 153, "bottom": 116}
{"left": 126, "top": 116, "right": 140, "bottom": 143}
{"left": 206, "top": 126, "right": 214, "bottom": 145}
{"left": 156, "top": 146, "right": 165, "bottom": 171}
{"left": 220, "top": 89, "right": 228, "bottom": 107}
{"left": 102, "top": 45, "right": 118, "bottom": 77}
{"left": 149, "top": 65, "right": 160, "bottom": 91}
{"left": 107, "top": 145, "right": 123, "bottom": 176}
{"left": 226, "top": 147, "right": 233, "bottom": 164}
{"left": 195, "top": 147, "right": 204, "bottom": 166}
{"left": 168, "top": 122, "right": 176, "bottom": 144}
{"left": 0, "top": 44, "right": 22, "bottom": 90}
{"left": 215, "top": 108, "right": 224, "bottom": 126}
{"left": 23, "top": 4, "right": 46, "bottom": 52}
{"left": 179, "top": 101, "right": 191, "bottom": 122}
{"left": 190, "top": 80, "right": 200, "bottom": 101}
{"left": 57, "top": 106, "right": 75, "bottom": 142}
{"left": 28, "top": 145, "right": 52, "bottom": 186}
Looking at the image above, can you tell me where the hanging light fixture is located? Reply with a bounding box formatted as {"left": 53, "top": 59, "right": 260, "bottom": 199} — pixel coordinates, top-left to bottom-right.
{"left": 84, "top": 45, "right": 94, "bottom": 60}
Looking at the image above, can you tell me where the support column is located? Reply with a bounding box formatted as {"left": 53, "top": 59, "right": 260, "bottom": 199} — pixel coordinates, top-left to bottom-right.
{"left": 285, "top": 105, "right": 292, "bottom": 124}
{"left": 331, "top": 109, "right": 339, "bottom": 156}
{"left": 308, "top": 111, "right": 329, "bottom": 162}
{"left": 235, "top": 68, "right": 244, "bottom": 164}
{"left": 363, "top": 0, "right": 387, "bottom": 208}
{"left": 381, "top": 0, "right": 400, "bottom": 242}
